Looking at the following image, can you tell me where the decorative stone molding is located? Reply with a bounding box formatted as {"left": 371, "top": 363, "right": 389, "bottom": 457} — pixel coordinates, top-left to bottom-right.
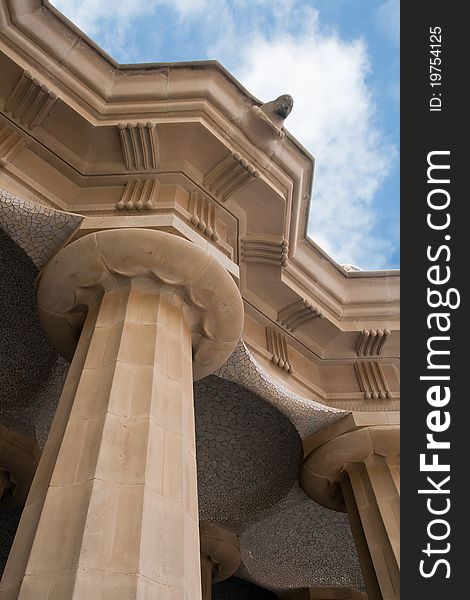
{"left": 116, "top": 178, "right": 159, "bottom": 210}
{"left": 199, "top": 521, "right": 240, "bottom": 600}
{"left": 354, "top": 361, "right": 391, "bottom": 400}
{"left": 266, "top": 327, "right": 293, "bottom": 374}
{"left": 277, "top": 299, "right": 324, "bottom": 332}
{"left": 355, "top": 328, "right": 391, "bottom": 357}
{"left": 4, "top": 71, "right": 57, "bottom": 130}
{"left": 203, "top": 151, "right": 259, "bottom": 202}
{"left": 189, "top": 191, "right": 219, "bottom": 241}
{"left": 37, "top": 228, "right": 244, "bottom": 381}
{"left": 241, "top": 236, "right": 288, "bottom": 267}
{"left": 0, "top": 125, "right": 25, "bottom": 167}
{"left": 117, "top": 122, "right": 159, "bottom": 170}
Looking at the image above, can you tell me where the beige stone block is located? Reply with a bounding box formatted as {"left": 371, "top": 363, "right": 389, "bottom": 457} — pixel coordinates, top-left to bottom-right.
{"left": 167, "top": 334, "right": 183, "bottom": 380}
{"left": 118, "top": 322, "right": 157, "bottom": 366}
{"left": 349, "top": 469, "right": 370, "bottom": 512}
{"left": 0, "top": 581, "right": 20, "bottom": 600}
{"left": 123, "top": 287, "right": 145, "bottom": 324}
{"left": 184, "top": 453, "right": 199, "bottom": 523}
{"left": 102, "top": 322, "right": 127, "bottom": 366}
{"left": 163, "top": 430, "right": 183, "bottom": 501}
{"left": 106, "top": 361, "right": 135, "bottom": 417}
{"left": 386, "top": 411, "right": 400, "bottom": 425}
{"left": 129, "top": 366, "right": 155, "bottom": 416}
{"left": 145, "top": 421, "right": 165, "bottom": 494}
{"left": 139, "top": 487, "right": 184, "bottom": 586}
{"left": 73, "top": 570, "right": 141, "bottom": 600}
{"left": 83, "top": 482, "right": 143, "bottom": 575}
{"left": 151, "top": 375, "right": 183, "bottom": 434}
{"left": 154, "top": 326, "right": 168, "bottom": 374}
{"left": 45, "top": 572, "right": 76, "bottom": 600}
{"left": 26, "top": 480, "right": 93, "bottom": 575}
{"left": 106, "top": 362, "right": 154, "bottom": 418}
{"left": 140, "top": 291, "right": 160, "bottom": 324}
{"left": 367, "top": 465, "right": 398, "bottom": 503}
{"left": 84, "top": 325, "right": 112, "bottom": 369}
{"left": 184, "top": 514, "right": 202, "bottom": 600}
{"left": 75, "top": 481, "right": 120, "bottom": 571}
{"left": 165, "top": 301, "right": 184, "bottom": 337}
{"left": 369, "top": 549, "right": 395, "bottom": 600}
{"left": 158, "top": 585, "right": 185, "bottom": 600}
{"left": 182, "top": 388, "right": 196, "bottom": 459}
{"left": 95, "top": 287, "right": 129, "bottom": 327}
{"left": 69, "top": 362, "right": 116, "bottom": 421}
{"left": 94, "top": 414, "right": 149, "bottom": 484}
{"left": 135, "top": 576, "right": 161, "bottom": 599}
{"left": 353, "top": 412, "right": 389, "bottom": 427}
{"left": 16, "top": 573, "right": 53, "bottom": 600}
{"left": 376, "top": 500, "right": 400, "bottom": 540}
{"left": 50, "top": 416, "right": 104, "bottom": 486}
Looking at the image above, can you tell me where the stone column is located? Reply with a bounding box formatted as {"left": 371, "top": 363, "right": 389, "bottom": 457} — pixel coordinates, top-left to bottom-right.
{"left": 0, "top": 229, "right": 243, "bottom": 600}
{"left": 301, "top": 424, "right": 399, "bottom": 600}
{"left": 199, "top": 522, "right": 240, "bottom": 600}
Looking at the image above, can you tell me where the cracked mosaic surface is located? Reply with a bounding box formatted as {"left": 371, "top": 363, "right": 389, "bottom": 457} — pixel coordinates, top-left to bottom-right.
{"left": 0, "top": 227, "right": 57, "bottom": 439}
{"left": 215, "top": 342, "right": 347, "bottom": 439}
{"left": 195, "top": 375, "right": 301, "bottom": 521}
{"left": 0, "top": 187, "right": 82, "bottom": 268}
{"left": 235, "top": 484, "right": 364, "bottom": 592}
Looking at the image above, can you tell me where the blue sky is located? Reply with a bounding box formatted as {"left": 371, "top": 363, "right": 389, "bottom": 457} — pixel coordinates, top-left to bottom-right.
{"left": 51, "top": 0, "right": 399, "bottom": 270}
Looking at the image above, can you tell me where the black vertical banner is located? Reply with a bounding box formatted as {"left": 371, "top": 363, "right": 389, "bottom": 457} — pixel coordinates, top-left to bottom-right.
{"left": 401, "top": 4, "right": 466, "bottom": 599}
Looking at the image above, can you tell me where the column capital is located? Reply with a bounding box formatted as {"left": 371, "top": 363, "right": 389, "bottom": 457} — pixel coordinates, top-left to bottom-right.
{"left": 301, "top": 424, "right": 399, "bottom": 511}
{"left": 37, "top": 228, "right": 244, "bottom": 380}
{"left": 199, "top": 521, "right": 240, "bottom": 584}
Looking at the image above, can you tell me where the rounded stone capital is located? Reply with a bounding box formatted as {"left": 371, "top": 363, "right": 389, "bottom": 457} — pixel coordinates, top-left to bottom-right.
{"left": 37, "top": 228, "right": 244, "bottom": 380}
{"left": 300, "top": 425, "right": 399, "bottom": 511}
{"left": 199, "top": 521, "right": 241, "bottom": 583}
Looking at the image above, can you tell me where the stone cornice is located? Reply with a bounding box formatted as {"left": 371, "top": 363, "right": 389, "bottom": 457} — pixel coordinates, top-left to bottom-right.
{"left": 0, "top": 0, "right": 400, "bottom": 362}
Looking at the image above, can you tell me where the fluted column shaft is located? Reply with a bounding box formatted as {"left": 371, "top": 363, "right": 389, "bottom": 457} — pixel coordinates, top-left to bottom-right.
{"left": 2, "top": 283, "right": 200, "bottom": 599}
{"left": 1, "top": 228, "right": 244, "bottom": 600}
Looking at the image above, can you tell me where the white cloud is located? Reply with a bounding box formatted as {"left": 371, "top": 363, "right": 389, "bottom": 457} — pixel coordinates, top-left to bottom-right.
{"left": 376, "top": 0, "right": 400, "bottom": 46}
{"left": 51, "top": 0, "right": 398, "bottom": 269}
{"left": 232, "top": 13, "right": 396, "bottom": 268}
